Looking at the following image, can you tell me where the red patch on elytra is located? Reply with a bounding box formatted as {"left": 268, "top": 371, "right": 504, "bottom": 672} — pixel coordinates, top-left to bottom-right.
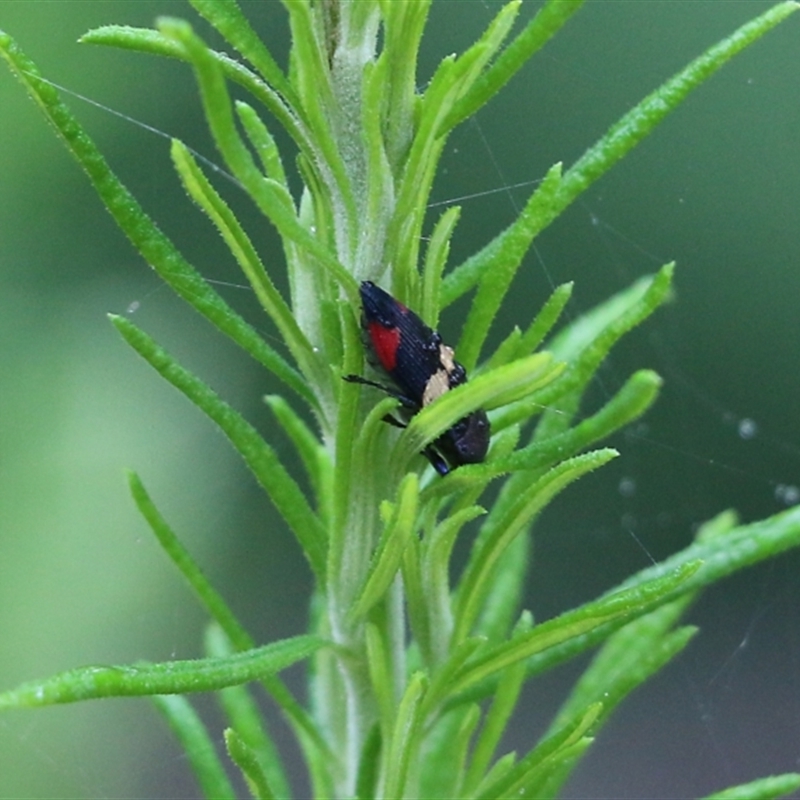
{"left": 368, "top": 321, "right": 401, "bottom": 371}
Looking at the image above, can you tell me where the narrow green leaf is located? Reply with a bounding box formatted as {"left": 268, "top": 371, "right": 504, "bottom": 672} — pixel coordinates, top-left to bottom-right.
{"left": 281, "top": 0, "right": 358, "bottom": 245}
{"left": 475, "top": 703, "right": 600, "bottom": 800}
{"left": 446, "top": 704, "right": 482, "bottom": 798}
{"left": 522, "top": 747, "right": 586, "bottom": 800}
{"left": 462, "top": 615, "right": 531, "bottom": 795}
{"left": 379, "top": 0, "right": 431, "bottom": 171}
{"left": 129, "top": 473, "right": 328, "bottom": 775}
{"left": 446, "top": 1, "right": 799, "bottom": 306}
{"left": 456, "top": 162, "right": 564, "bottom": 370}
{"left": 616, "top": 504, "right": 800, "bottom": 602}
{"left": 473, "top": 531, "right": 531, "bottom": 642}
{"left": 128, "top": 471, "right": 250, "bottom": 642}
{"left": 695, "top": 508, "right": 740, "bottom": 544}
{"left": 494, "top": 369, "right": 662, "bottom": 469}
{"left": 225, "top": 728, "right": 277, "bottom": 800}
{"left": 281, "top": 0, "right": 334, "bottom": 113}
{"left": 483, "top": 327, "right": 523, "bottom": 373}
{"left": 236, "top": 101, "right": 289, "bottom": 188}
{"left": 549, "top": 597, "right": 696, "bottom": 736}
{"left": 316, "top": 297, "right": 344, "bottom": 378}
{"left": 490, "top": 374, "right": 661, "bottom": 535}
{"left": 552, "top": 626, "right": 698, "bottom": 797}
{"left": 0, "top": 29, "right": 315, "bottom": 408}
{"left": 418, "top": 463, "right": 497, "bottom": 504}
{"left": 80, "top": 24, "right": 310, "bottom": 153}
{"left": 419, "top": 706, "right": 482, "bottom": 799}
{"left": 482, "top": 281, "right": 573, "bottom": 373}
{"left": 158, "top": 18, "right": 358, "bottom": 301}
{"left": 554, "top": 1, "right": 800, "bottom": 214}
{"left": 519, "top": 280, "right": 575, "bottom": 353}
{"left": 350, "top": 473, "right": 419, "bottom": 622}
{"left": 446, "top": 0, "right": 585, "bottom": 130}
{"left": 382, "top": 671, "right": 427, "bottom": 800}
{"left": 389, "top": 1, "right": 521, "bottom": 286}
{"left": 110, "top": 315, "right": 327, "bottom": 580}
{"left": 550, "top": 271, "right": 667, "bottom": 363}
{"left": 432, "top": 0, "right": 521, "bottom": 140}
{"left": 0, "top": 636, "right": 323, "bottom": 708}
{"left": 355, "top": 723, "right": 382, "bottom": 800}
{"left": 327, "top": 304, "right": 379, "bottom": 586}
{"left": 449, "top": 561, "right": 701, "bottom": 699}
{"left": 189, "top": 0, "right": 297, "bottom": 104}
{"left": 453, "top": 449, "right": 618, "bottom": 644}
{"left": 512, "top": 506, "right": 800, "bottom": 692}
{"left": 153, "top": 695, "right": 237, "bottom": 800}
{"left": 361, "top": 59, "right": 393, "bottom": 238}
{"left": 365, "top": 623, "right": 395, "bottom": 743}
{"left": 538, "top": 601, "right": 699, "bottom": 797}
{"left": 701, "top": 774, "right": 800, "bottom": 800}
{"left": 420, "top": 506, "right": 486, "bottom": 666}
{"left": 422, "top": 205, "right": 462, "bottom": 328}
{"left": 535, "top": 264, "right": 673, "bottom": 437}
{"left": 441, "top": 161, "right": 562, "bottom": 310}
{"left": 207, "top": 627, "right": 291, "bottom": 800}
{"left": 385, "top": 48, "right": 455, "bottom": 291}
{"left": 402, "top": 534, "right": 429, "bottom": 666}
{"left": 423, "top": 637, "right": 487, "bottom": 719}
{"left": 264, "top": 394, "right": 327, "bottom": 510}
{"left": 502, "top": 738, "right": 594, "bottom": 800}
{"left": 170, "top": 139, "right": 317, "bottom": 379}
{"left": 471, "top": 752, "right": 516, "bottom": 798}
{"left": 347, "top": 395, "right": 399, "bottom": 504}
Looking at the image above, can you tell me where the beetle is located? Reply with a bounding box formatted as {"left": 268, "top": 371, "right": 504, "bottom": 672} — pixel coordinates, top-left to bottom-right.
{"left": 343, "top": 280, "right": 490, "bottom": 475}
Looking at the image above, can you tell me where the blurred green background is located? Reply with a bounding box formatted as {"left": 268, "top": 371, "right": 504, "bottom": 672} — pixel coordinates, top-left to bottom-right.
{"left": 1, "top": 2, "right": 799, "bottom": 798}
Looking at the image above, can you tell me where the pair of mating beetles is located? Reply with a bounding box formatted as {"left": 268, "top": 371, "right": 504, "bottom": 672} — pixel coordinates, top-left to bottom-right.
{"left": 344, "top": 281, "right": 490, "bottom": 476}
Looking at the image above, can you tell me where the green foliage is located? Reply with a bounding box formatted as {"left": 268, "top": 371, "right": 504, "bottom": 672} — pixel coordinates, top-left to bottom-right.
{"left": 0, "top": 634, "right": 322, "bottom": 707}
{"left": 2, "top": 2, "right": 800, "bottom": 798}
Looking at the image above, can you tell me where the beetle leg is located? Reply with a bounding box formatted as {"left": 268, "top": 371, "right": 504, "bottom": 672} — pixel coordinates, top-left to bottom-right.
{"left": 342, "top": 374, "right": 419, "bottom": 411}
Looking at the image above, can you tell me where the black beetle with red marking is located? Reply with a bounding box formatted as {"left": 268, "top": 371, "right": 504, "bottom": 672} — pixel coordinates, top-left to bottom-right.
{"left": 344, "top": 281, "right": 490, "bottom": 475}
